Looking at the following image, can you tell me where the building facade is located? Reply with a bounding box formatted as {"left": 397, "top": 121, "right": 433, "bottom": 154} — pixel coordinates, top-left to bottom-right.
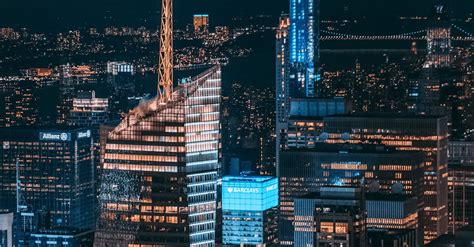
{"left": 293, "top": 186, "right": 367, "bottom": 247}
{"left": 94, "top": 66, "right": 221, "bottom": 246}
{"left": 448, "top": 141, "right": 474, "bottom": 233}
{"left": 2, "top": 81, "right": 38, "bottom": 127}
{"left": 29, "top": 228, "right": 94, "bottom": 247}
{"left": 221, "top": 176, "right": 278, "bottom": 246}
{"left": 275, "top": 14, "right": 290, "bottom": 177}
{"left": 278, "top": 143, "right": 424, "bottom": 245}
{"left": 68, "top": 90, "right": 109, "bottom": 127}
{"left": 323, "top": 114, "right": 449, "bottom": 243}
{"left": 0, "top": 127, "right": 96, "bottom": 230}
{"left": 0, "top": 213, "right": 13, "bottom": 247}
{"left": 426, "top": 5, "right": 451, "bottom": 69}
{"left": 289, "top": 0, "right": 320, "bottom": 97}
{"left": 193, "top": 15, "right": 210, "bottom": 33}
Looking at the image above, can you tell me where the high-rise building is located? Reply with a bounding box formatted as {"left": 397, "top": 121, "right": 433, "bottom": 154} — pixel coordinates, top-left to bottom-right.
{"left": 68, "top": 90, "right": 109, "bottom": 127}
{"left": 425, "top": 5, "right": 451, "bottom": 69}
{"left": 323, "top": 114, "right": 449, "bottom": 243}
{"left": 276, "top": 97, "right": 351, "bottom": 177}
{"left": 29, "top": 228, "right": 94, "bottom": 247}
{"left": 0, "top": 213, "right": 13, "bottom": 247}
{"left": 2, "top": 81, "right": 38, "bottom": 127}
{"left": 289, "top": 0, "right": 320, "bottom": 97}
{"left": 293, "top": 186, "right": 367, "bottom": 247}
{"left": 366, "top": 193, "right": 420, "bottom": 246}
{"left": 448, "top": 163, "right": 474, "bottom": 233}
{"left": 275, "top": 15, "right": 290, "bottom": 161}
{"left": 221, "top": 175, "right": 278, "bottom": 246}
{"left": 275, "top": 14, "right": 290, "bottom": 177}
{"left": 284, "top": 97, "right": 351, "bottom": 149}
{"left": 366, "top": 193, "right": 418, "bottom": 230}
{"left": 448, "top": 141, "right": 474, "bottom": 166}
{"left": 94, "top": 66, "right": 222, "bottom": 246}
{"left": 0, "top": 127, "right": 96, "bottom": 231}
{"left": 426, "top": 226, "right": 474, "bottom": 247}
{"left": 107, "top": 61, "right": 135, "bottom": 76}
{"left": 193, "top": 14, "right": 209, "bottom": 33}
{"left": 278, "top": 143, "right": 424, "bottom": 245}
{"left": 448, "top": 141, "right": 474, "bottom": 233}
{"left": 368, "top": 229, "right": 418, "bottom": 247}
{"left": 106, "top": 62, "right": 136, "bottom": 115}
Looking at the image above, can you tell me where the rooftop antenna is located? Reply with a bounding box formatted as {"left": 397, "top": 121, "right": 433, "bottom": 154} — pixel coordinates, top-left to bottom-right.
{"left": 157, "top": 0, "right": 174, "bottom": 101}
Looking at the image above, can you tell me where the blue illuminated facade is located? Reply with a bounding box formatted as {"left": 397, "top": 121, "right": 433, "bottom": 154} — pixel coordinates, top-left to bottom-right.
{"left": 289, "top": 0, "right": 320, "bottom": 97}
{"left": 222, "top": 176, "right": 278, "bottom": 246}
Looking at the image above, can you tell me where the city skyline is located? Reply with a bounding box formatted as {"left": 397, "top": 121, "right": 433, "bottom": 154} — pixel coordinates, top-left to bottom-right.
{"left": 0, "top": 0, "right": 473, "bottom": 246}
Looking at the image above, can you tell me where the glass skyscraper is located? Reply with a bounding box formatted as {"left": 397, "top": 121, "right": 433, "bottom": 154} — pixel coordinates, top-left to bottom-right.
{"left": 222, "top": 176, "right": 278, "bottom": 246}
{"left": 275, "top": 14, "right": 290, "bottom": 177}
{"left": 0, "top": 127, "right": 96, "bottom": 230}
{"left": 94, "top": 66, "right": 222, "bottom": 247}
{"left": 289, "top": 0, "right": 320, "bottom": 98}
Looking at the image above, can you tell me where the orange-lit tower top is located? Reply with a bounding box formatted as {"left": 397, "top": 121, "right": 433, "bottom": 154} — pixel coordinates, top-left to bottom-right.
{"left": 158, "top": 0, "right": 173, "bottom": 101}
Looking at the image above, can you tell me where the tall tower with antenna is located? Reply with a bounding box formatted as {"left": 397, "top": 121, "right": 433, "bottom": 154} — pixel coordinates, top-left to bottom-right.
{"left": 158, "top": 0, "right": 173, "bottom": 101}
{"left": 94, "top": 0, "right": 222, "bottom": 245}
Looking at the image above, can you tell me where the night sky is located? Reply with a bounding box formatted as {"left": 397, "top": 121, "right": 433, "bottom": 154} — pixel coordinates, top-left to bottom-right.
{"left": 0, "top": 0, "right": 472, "bottom": 31}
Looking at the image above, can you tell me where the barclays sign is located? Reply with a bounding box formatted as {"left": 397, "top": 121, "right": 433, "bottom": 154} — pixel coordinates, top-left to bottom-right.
{"left": 226, "top": 187, "right": 259, "bottom": 193}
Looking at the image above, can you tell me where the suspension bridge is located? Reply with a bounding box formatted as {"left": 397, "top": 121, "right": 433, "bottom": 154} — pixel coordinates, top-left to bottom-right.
{"left": 320, "top": 24, "right": 474, "bottom": 41}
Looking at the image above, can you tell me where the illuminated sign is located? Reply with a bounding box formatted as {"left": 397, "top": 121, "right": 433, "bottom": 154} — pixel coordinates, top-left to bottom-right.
{"left": 77, "top": 130, "right": 91, "bottom": 139}
{"left": 227, "top": 187, "right": 259, "bottom": 193}
{"left": 39, "top": 132, "right": 71, "bottom": 142}
{"left": 265, "top": 184, "right": 278, "bottom": 192}
{"left": 222, "top": 176, "right": 279, "bottom": 211}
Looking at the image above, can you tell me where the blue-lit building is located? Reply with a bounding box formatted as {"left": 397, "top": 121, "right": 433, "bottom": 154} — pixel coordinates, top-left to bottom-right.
{"left": 222, "top": 176, "right": 278, "bottom": 246}
{"left": 289, "top": 0, "right": 320, "bottom": 97}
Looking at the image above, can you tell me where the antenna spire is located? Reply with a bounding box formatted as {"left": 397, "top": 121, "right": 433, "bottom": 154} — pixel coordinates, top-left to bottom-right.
{"left": 158, "top": 0, "right": 173, "bottom": 101}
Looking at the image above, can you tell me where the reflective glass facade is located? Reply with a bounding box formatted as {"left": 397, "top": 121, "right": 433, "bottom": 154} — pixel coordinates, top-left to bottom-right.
{"left": 275, "top": 15, "right": 290, "bottom": 175}
{"left": 0, "top": 127, "right": 96, "bottom": 230}
{"left": 278, "top": 143, "right": 424, "bottom": 246}
{"left": 294, "top": 187, "right": 367, "bottom": 247}
{"left": 426, "top": 6, "right": 451, "bottom": 69}
{"left": 222, "top": 176, "right": 278, "bottom": 246}
{"left": 323, "top": 115, "right": 449, "bottom": 244}
{"left": 94, "top": 66, "right": 221, "bottom": 247}
{"left": 289, "top": 0, "right": 320, "bottom": 97}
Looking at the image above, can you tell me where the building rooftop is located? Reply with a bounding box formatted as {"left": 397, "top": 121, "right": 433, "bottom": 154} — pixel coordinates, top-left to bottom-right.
{"left": 223, "top": 175, "right": 276, "bottom": 183}
{"left": 324, "top": 113, "right": 446, "bottom": 120}
{"left": 366, "top": 193, "right": 416, "bottom": 202}
{"left": 0, "top": 125, "right": 89, "bottom": 131}
{"left": 282, "top": 143, "right": 420, "bottom": 155}
{"left": 299, "top": 186, "right": 363, "bottom": 200}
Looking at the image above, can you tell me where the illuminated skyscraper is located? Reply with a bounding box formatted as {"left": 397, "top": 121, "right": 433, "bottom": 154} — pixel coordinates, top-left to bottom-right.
{"left": 95, "top": 0, "right": 222, "bottom": 244}
{"left": 289, "top": 0, "right": 320, "bottom": 97}
{"left": 279, "top": 143, "right": 424, "bottom": 245}
{"left": 275, "top": 14, "right": 290, "bottom": 176}
{"left": 94, "top": 66, "right": 222, "bottom": 246}
{"left": 294, "top": 186, "right": 367, "bottom": 247}
{"left": 323, "top": 114, "right": 449, "bottom": 244}
{"left": 448, "top": 141, "right": 474, "bottom": 233}
{"left": 222, "top": 176, "right": 278, "bottom": 246}
{"left": 425, "top": 5, "right": 451, "bottom": 69}
{"left": 193, "top": 14, "right": 209, "bottom": 33}
{"left": 2, "top": 81, "right": 38, "bottom": 127}
{"left": 68, "top": 91, "right": 109, "bottom": 127}
{"left": 0, "top": 127, "right": 96, "bottom": 230}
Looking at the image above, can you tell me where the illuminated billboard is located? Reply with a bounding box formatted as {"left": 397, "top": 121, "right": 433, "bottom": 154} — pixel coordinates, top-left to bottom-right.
{"left": 222, "top": 176, "right": 278, "bottom": 211}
